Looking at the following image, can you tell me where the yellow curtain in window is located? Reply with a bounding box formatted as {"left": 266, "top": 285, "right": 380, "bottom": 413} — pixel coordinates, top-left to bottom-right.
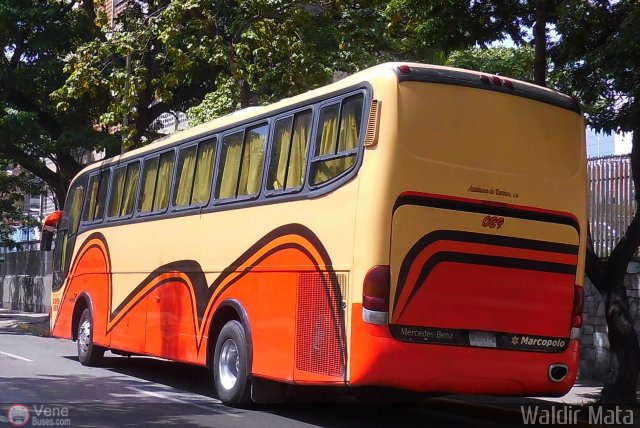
{"left": 271, "top": 124, "right": 291, "bottom": 190}
{"left": 108, "top": 169, "right": 125, "bottom": 217}
{"left": 318, "top": 115, "right": 337, "bottom": 156}
{"left": 121, "top": 165, "right": 139, "bottom": 216}
{"left": 154, "top": 155, "right": 174, "bottom": 210}
{"left": 95, "top": 173, "right": 110, "bottom": 220}
{"left": 193, "top": 142, "right": 215, "bottom": 204}
{"left": 70, "top": 187, "right": 83, "bottom": 233}
{"left": 84, "top": 178, "right": 98, "bottom": 221}
{"left": 239, "top": 129, "right": 266, "bottom": 196}
{"left": 139, "top": 161, "right": 158, "bottom": 212}
{"left": 287, "top": 114, "right": 310, "bottom": 188}
{"left": 338, "top": 110, "right": 359, "bottom": 151}
{"left": 175, "top": 148, "right": 196, "bottom": 206}
{"left": 313, "top": 117, "right": 338, "bottom": 183}
{"left": 219, "top": 134, "right": 243, "bottom": 199}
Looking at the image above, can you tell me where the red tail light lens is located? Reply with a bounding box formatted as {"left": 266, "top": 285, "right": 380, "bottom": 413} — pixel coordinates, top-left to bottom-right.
{"left": 363, "top": 265, "right": 390, "bottom": 312}
{"left": 571, "top": 285, "right": 584, "bottom": 328}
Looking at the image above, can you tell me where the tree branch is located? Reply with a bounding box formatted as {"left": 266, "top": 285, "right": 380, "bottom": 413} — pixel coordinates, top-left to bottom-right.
{"left": 3, "top": 89, "right": 63, "bottom": 139}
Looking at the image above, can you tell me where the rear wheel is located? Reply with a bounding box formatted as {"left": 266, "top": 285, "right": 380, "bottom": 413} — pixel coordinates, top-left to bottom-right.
{"left": 213, "top": 320, "right": 251, "bottom": 405}
{"left": 77, "top": 308, "right": 105, "bottom": 366}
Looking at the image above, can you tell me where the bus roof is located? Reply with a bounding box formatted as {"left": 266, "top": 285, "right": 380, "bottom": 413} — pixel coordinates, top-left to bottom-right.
{"left": 77, "top": 62, "right": 578, "bottom": 176}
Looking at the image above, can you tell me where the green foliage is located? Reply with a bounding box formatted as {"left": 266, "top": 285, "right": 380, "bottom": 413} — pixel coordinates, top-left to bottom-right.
{"left": 553, "top": 0, "right": 640, "bottom": 134}
{"left": 384, "top": 0, "right": 528, "bottom": 63}
{"left": 0, "top": 161, "right": 44, "bottom": 248}
{"left": 58, "top": 0, "right": 385, "bottom": 139}
{"left": 0, "top": 0, "right": 119, "bottom": 205}
{"left": 187, "top": 76, "right": 240, "bottom": 126}
{"left": 173, "top": 0, "right": 391, "bottom": 124}
{"left": 447, "top": 46, "right": 536, "bottom": 82}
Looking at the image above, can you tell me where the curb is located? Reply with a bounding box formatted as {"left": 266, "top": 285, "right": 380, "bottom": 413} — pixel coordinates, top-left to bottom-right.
{"left": 17, "top": 320, "right": 50, "bottom": 337}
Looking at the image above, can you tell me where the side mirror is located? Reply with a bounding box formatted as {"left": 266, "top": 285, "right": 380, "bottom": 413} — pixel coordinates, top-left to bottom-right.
{"left": 41, "top": 231, "right": 54, "bottom": 251}
{"left": 41, "top": 211, "right": 62, "bottom": 252}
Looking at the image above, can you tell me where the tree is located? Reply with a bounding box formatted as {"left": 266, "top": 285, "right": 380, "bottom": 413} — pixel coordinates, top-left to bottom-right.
{"left": 446, "top": 45, "right": 535, "bottom": 82}
{"left": 0, "top": 161, "right": 44, "bottom": 248}
{"left": 182, "top": 0, "right": 392, "bottom": 125}
{"left": 59, "top": 0, "right": 389, "bottom": 132}
{"left": 0, "top": 0, "right": 119, "bottom": 207}
{"left": 384, "top": 0, "right": 528, "bottom": 64}
{"left": 554, "top": 0, "right": 640, "bottom": 403}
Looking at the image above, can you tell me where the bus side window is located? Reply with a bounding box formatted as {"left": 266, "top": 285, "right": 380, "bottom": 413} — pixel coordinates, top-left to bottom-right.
{"left": 238, "top": 124, "right": 267, "bottom": 197}
{"left": 310, "top": 94, "right": 363, "bottom": 186}
{"left": 267, "top": 110, "right": 311, "bottom": 191}
{"left": 217, "top": 131, "right": 243, "bottom": 200}
{"left": 121, "top": 162, "right": 140, "bottom": 216}
{"left": 109, "top": 162, "right": 140, "bottom": 218}
{"left": 82, "top": 170, "right": 110, "bottom": 223}
{"left": 108, "top": 166, "right": 126, "bottom": 217}
{"left": 173, "top": 139, "right": 216, "bottom": 207}
{"left": 217, "top": 125, "right": 266, "bottom": 200}
{"left": 139, "top": 157, "right": 160, "bottom": 212}
{"left": 174, "top": 145, "right": 198, "bottom": 207}
{"left": 192, "top": 139, "right": 216, "bottom": 204}
{"left": 153, "top": 152, "right": 175, "bottom": 211}
{"left": 138, "top": 152, "right": 175, "bottom": 214}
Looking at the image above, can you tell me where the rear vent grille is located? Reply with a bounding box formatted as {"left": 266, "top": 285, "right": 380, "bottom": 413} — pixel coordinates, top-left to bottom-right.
{"left": 364, "top": 99, "right": 381, "bottom": 147}
{"left": 295, "top": 272, "right": 346, "bottom": 378}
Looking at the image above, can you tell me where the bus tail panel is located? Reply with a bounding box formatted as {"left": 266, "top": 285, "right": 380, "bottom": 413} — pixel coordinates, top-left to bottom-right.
{"left": 350, "top": 302, "right": 579, "bottom": 395}
{"left": 389, "top": 193, "right": 579, "bottom": 352}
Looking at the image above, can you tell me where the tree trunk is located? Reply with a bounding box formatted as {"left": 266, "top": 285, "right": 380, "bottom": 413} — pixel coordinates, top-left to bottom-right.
{"left": 587, "top": 128, "right": 640, "bottom": 403}
{"left": 239, "top": 79, "right": 252, "bottom": 108}
{"left": 533, "top": 0, "right": 548, "bottom": 86}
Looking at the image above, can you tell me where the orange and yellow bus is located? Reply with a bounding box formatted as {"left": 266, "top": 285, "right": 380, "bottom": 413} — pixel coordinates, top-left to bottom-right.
{"left": 42, "top": 62, "right": 586, "bottom": 405}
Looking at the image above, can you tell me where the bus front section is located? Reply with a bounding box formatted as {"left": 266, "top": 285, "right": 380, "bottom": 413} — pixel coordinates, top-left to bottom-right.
{"left": 349, "top": 65, "right": 586, "bottom": 397}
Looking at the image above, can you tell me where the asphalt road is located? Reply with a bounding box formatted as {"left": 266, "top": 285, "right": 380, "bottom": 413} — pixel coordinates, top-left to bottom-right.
{"left": 0, "top": 332, "right": 527, "bottom": 428}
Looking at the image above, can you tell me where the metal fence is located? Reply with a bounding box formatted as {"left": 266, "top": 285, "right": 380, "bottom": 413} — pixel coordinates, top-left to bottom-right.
{"left": 588, "top": 155, "right": 636, "bottom": 257}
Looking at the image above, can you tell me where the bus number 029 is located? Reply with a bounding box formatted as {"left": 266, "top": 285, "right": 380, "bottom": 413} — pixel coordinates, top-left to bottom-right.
{"left": 482, "top": 216, "right": 505, "bottom": 229}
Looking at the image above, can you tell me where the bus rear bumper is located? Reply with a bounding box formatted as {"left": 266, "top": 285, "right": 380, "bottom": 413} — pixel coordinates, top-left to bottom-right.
{"left": 348, "top": 304, "right": 579, "bottom": 396}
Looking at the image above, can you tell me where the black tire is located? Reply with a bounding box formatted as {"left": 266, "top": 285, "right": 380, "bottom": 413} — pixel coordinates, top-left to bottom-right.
{"left": 213, "top": 320, "right": 251, "bottom": 405}
{"left": 77, "top": 308, "right": 105, "bottom": 366}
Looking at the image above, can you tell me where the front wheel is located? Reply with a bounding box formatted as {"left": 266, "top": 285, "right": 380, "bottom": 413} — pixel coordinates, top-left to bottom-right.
{"left": 213, "top": 320, "right": 251, "bottom": 405}
{"left": 77, "top": 308, "right": 105, "bottom": 366}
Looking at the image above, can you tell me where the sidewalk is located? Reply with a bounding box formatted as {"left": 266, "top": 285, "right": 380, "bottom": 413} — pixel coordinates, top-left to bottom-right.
{"left": 0, "top": 308, "right": 50, "bottom": 336}
{"left": 432, "top": 380, "right": 610, "bottom": 425}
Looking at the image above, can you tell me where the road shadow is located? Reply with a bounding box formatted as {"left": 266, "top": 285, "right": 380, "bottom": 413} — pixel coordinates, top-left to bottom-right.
{"left": 0, "top": 373, "right": 243, "bottom": 428}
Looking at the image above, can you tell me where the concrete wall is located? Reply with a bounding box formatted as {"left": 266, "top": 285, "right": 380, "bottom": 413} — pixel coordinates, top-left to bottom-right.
{"left": 579, "top": 261, "right": 640, "bottom": 381}
{"left": 0, "top": 251, "right": 52, "bottom": 313}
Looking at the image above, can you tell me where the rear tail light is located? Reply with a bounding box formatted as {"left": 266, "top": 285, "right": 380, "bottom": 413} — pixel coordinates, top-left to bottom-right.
{"left": 363, "top": 265, "right": 390, "bottom": 325}
{"left": 570, "top": 285, "right": 584, "bottom": 339}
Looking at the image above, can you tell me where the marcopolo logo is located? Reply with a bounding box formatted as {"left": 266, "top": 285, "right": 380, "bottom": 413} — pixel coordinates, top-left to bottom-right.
{"left": 511, "top": 335, "right": 566, "bottom": 351}
{"left": 7, "top": 404, "right": 30, "bottom": 427}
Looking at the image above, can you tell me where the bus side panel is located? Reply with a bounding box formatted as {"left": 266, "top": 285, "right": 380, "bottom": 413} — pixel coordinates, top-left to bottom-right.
{"left": 51, "top": 236, "right": 111, "bottom": 348}
{"left": 109, "top": 292, "right": 147, "bottom": 355}
{"left": 209, "top": 269, "right": 298, "bottom": 382}
{"left": 145, "top": 281, "right": 199, "bottom": 362}
{"left": 204, "top": 249, "right": 345, "bottom": 383}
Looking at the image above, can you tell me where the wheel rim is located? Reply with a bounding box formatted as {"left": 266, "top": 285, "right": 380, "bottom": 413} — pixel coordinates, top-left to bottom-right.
{"left": 78, "top": 319, "right": 91, "bottom": 356}
{"left": 218, "top": 338, "right": 240, "bottom": 391}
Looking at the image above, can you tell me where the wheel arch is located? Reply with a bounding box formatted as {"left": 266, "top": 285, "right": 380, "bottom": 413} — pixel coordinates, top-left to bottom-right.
{"left": 71, "top": 292, "right": 94, "bottom": 341}
{"left": 206, "top": 299, "right": 253, "bottom": 375}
